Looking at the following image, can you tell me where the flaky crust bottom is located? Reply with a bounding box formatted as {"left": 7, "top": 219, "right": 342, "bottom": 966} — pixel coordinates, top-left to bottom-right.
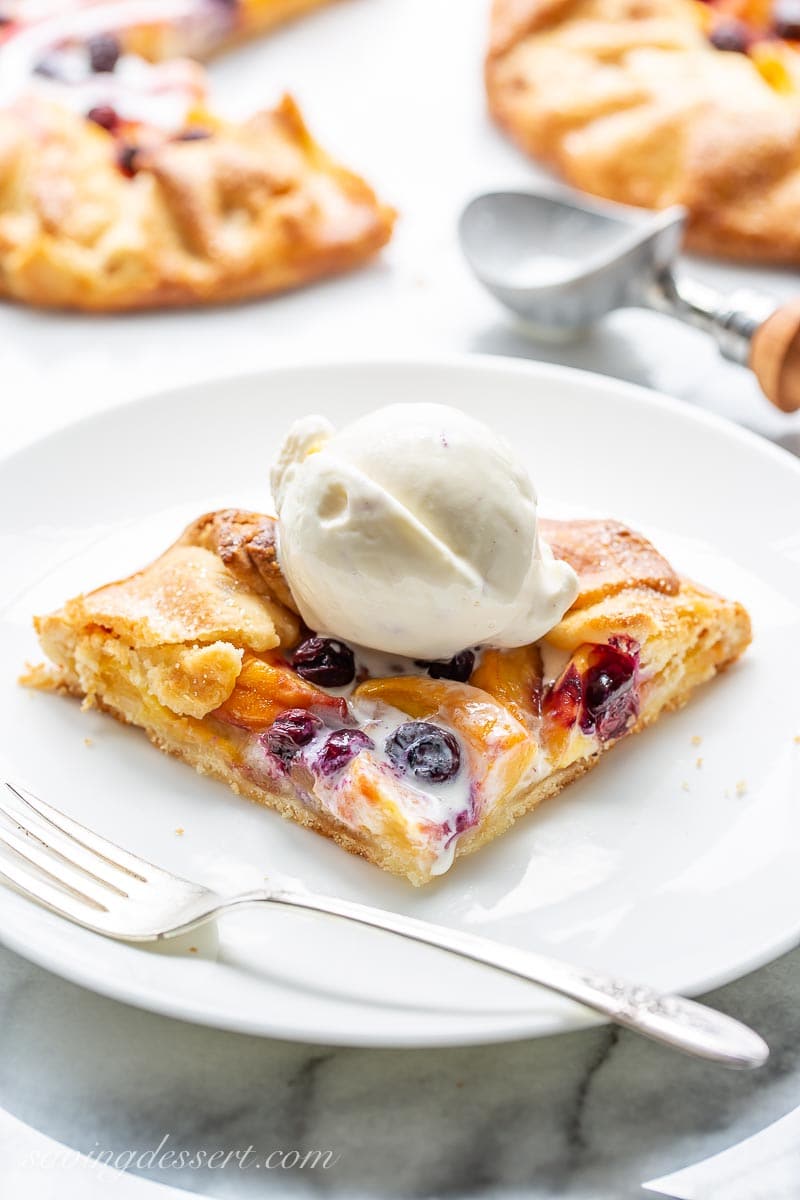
{"left": 25, "top": 598, "right": 748, "bottom": 886}
{"left": 486, "top": 0, "right": 800, "bottom": 263}
{"left": 24, "top": 665, "right": 437, "bottom": 884}
{"left": 23, "top": 513, "right": 751, "bottom": 885}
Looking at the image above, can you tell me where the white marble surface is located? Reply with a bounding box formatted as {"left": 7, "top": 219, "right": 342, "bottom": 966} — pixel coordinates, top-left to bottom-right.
{"left": 1, "top": 0, "right": 800, "bottom": 1195}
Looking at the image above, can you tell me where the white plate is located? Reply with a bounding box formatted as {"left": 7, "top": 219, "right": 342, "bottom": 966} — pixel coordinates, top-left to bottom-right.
{"left": 0, "top": 358, "right": 798, "bottom": 1047}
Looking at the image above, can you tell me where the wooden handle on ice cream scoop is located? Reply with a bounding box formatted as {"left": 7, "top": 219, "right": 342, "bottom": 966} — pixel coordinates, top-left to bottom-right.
{"left": 749, "top": 299, "right": 800, "bottom": 413}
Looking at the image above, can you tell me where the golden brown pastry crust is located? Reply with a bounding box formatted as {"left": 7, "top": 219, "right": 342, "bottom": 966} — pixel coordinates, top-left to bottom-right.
{"left": 0, "top": 94, "right": 395, "bottom": 311}
{"left": 178, "top": 509, "right": 300, "bottom": 614}
{"left": 539, "top": 518, "right": 679, "bottom": 608}
{"left": 24, "top": 511, "right": 751, "bottom": 885}
{"left": 486, "top": 0, "right": 800, "bottom": 262}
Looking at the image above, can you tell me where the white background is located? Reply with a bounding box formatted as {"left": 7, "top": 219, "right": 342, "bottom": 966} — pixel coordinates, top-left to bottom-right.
{"left": 2, "top": 0, "right": 800, "bottom": 458}
{"left": 1, "top": 1, "right": 800, "bottom": 1197}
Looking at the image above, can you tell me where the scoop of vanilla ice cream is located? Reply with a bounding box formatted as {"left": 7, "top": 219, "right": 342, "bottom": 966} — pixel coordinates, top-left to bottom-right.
{"left": 270, "top": 403, "right": 578, "bottom": 660}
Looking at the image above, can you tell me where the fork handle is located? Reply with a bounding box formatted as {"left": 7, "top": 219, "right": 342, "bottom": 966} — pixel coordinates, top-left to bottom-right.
{"left": 256, "top": 888, "right": 767, "bottom": 1068}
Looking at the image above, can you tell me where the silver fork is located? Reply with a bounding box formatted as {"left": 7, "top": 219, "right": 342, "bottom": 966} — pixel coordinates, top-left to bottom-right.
{"left": 0, "top": 779, "right": 768, "bottom": 1068}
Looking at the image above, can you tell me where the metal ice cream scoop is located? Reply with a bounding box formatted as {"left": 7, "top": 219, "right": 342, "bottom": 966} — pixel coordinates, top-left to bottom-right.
{"left": 459, "top": 189, "right": 800, "bottom": 413}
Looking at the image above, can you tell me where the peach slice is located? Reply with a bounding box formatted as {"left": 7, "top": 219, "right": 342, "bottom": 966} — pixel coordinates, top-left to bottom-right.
{"left": 469, "top": 645, "right": 542, "bottom": 729}
{"left": 214, "top": 654, "right": 347, "bottom": 730}
{"left": 324, "top": 753, "right": 444, "bottom": 860}
{"left": 752, "top": 42, "right": 797, "bottom": 94}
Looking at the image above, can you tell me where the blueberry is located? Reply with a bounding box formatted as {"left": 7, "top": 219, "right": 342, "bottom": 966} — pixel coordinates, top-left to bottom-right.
{"left": 292, "top": 637, "right": 355, "bottom": 688}
{"left": 386, "top": 721, "right": 461, "bottom": 784}
{"left": 87, "top": 104, "right": 118, "bottom": 131}
{"left": 88, "top": 33, "right": 120, "bottom": 73}
{"left": 260, "top": 708, "right": 322, "bottom": 764}
{"left": 708, "top": 19, "right": 750, "bottom": 52}
{"left": 581, "top": 643, "right": 639, "bottom": 742}
{"left": 315, "top": 728, "right": 373, "bottom": 776}
{"left": 417, "top": 649, "right": 475, "bottom": 683}
{"left": 586, "top": 668, "right": 619, "bottom": 711}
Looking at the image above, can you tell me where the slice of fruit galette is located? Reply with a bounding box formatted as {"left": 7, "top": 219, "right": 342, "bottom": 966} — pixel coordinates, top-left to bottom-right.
{"left": 0, "top": 7, "right": 393, "bottom": 310}
{"left": 0, "top": 91, "right": 394, "bottom": 310}
{"left": 24, "top": 509, "right": 750, "bottom": 885}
